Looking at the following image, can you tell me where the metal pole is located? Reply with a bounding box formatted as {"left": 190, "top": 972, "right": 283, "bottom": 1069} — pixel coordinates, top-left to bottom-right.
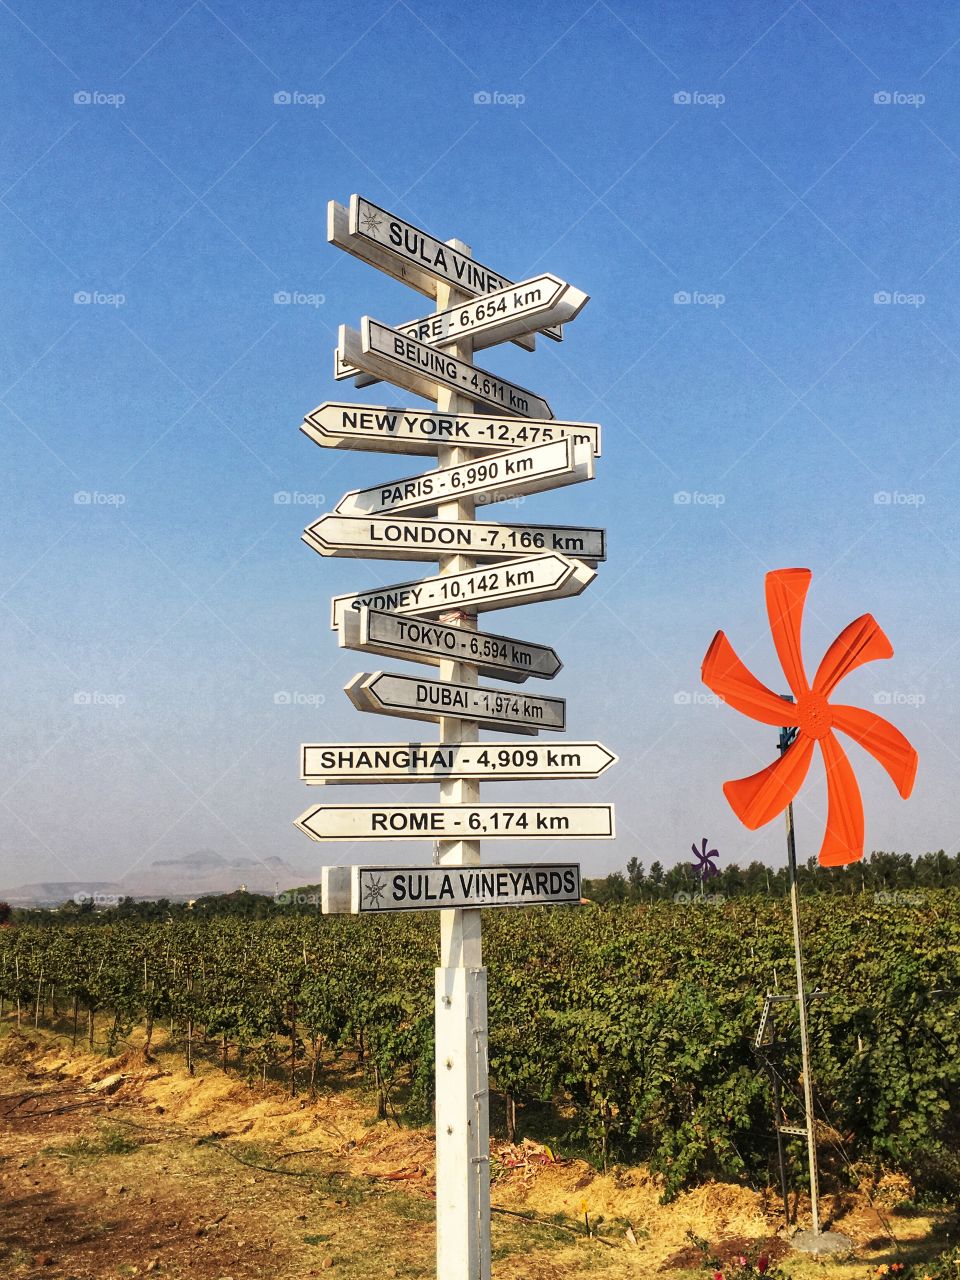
{"left": 764, "top": 997, "right": 792, "bottom": 1224}
{"left": 770, "top": 1052, "right": 792, "bottom": 1224}
{"left": 433, "top": 240, "right": 491, "bottom": 1280}
{"left": 779, "top": 715, "right": 821, "bottom": 1236}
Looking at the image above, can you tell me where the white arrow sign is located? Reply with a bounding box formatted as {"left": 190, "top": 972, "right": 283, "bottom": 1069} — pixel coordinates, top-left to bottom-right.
{"left": 345, "top": 671, "right": 565, "bottom": 734}
{"left": 335, "top": 275, "right": 588, "bottom": 386}
{"left": 339, "top": 609, "right": 563, "bottom": 683}
{"left": 329, "top": 553, "right": 596, "bottom": 629}
{"left": 339, "top": 321, "right": 554, "bottom": 420}
{"left": 305, "top": 514, "right": 607, "bottom": 567}
{"left": 328, "top": 196, "right": 561, "bottom": 343}
{"left": 300, "top": 403, "right": 601, "bottom": 458}
{"left": 296, "top": 803, "right": 615, "bottom": 842}
{"left": 301, "top": 741, "right": 619, "bottom": 785}
{"left": 334, "top": 346, "right": 377, "bottom": 388}
{"left": 333, "top": 439, "right": 592, "bottom": 519}
{"left": 321, "top": 863, "right": 582, "bottom": 914}
{"left": 399, "top": 274, "right": 587, "bottom": 349}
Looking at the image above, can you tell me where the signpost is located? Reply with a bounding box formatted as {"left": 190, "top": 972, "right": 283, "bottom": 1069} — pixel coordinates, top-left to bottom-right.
{"left": 344, "top": 670, "right": 565, "bottom": 733}
{"left": 300, "top": 741, "right": 619, "bottom": 785}
{"left": 295, "top": 802, "right": 615, "bottom": 842}
{"left": 339, "top": 319, "right": 554, "bottom": 419}
{"left": 329, "top": 552, "right": 596, "bottom": 628}
{"left": 321, "top": 863, "right": 582, "bottom": 914}
{"left": 301, "top": 402, "right": 601, "bottom": 457}
{"left": 305, "top": 513, "right": 606, "bottom": 565}
{"left": 296, "top": 195, "right": 614, "bottom": 1280}
{"left": 332, "top": 438, "right": 593, "bottom": 518}
{"left": 339, "top": 608, "right": 563, "bottom": 683}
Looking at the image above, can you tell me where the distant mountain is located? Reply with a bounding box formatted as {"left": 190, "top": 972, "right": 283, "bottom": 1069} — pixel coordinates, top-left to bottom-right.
{"left": 0, "top": 881, "right": 124, "bottom": 908}
{"left": 1, "top": 850, "right": 309, "bottom": 907}
{"left": 152, "top": 848, "right": 230, "bottom": 868}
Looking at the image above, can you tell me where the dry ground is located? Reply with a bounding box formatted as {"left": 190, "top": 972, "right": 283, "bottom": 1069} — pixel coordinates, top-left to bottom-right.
{"left": 0, "top": 1023, "right": 951, "bottom": 1280}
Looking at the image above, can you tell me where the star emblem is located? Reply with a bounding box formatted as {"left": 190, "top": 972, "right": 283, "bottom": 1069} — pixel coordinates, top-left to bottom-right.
{"left": 363, "top": 874, "right": 387, "bottom": 908}
{"left": 360, "top": 209, "right": 383, "bottom": 236}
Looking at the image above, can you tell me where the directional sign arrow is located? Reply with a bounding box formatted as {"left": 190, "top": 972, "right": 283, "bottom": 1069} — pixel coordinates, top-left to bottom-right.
{"left": 335, "top": 274, "right": 588, "bottom": 385}
{"left": 321, "top": 863, "right": 583, "bottom": 914}
{"left": 329, "top": 553, "right": 596, "bottom": 630}
{"left": 295, "top": 803, "right": 616, "bottom": 842}
{"left": 300, "top": 403, "right": 601, "bottom": 458}
{"left": 345, "top": 671, "right": 565, "bottom": 734}
{"left": 339, "top": 321, "right": 554, "bottom": 420}
{"left": 339, "top": 609, "right": 563, "bottom": 683}
{"left": 398, "top": 274, "right": 587, "bottom": 350}
{"left": 333, "top": 439, "right": 592, "bottom": 519}
{"left": 334, "top": 347, "right": 377, "bottom": 388}
{"left": 301, "top": 741, "right": 619, "bottom": 785}
{"left": 328, "top": 196, "right": 560, "bottom": 343}
{"left": 345, "top": 671, "right": 542, "bottom": 736}
{"left": 304, "top": 514, "right": 607, "bottom": 567}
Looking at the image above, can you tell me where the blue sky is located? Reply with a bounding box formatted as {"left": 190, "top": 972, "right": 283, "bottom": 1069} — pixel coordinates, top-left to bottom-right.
{"left": 1, "top": 0, "right": 958, "bottom": 892}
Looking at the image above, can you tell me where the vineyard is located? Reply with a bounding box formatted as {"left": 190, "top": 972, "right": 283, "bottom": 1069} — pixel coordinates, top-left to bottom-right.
{"left": 2, "top": 894, "right": 959, "bottom": 1201}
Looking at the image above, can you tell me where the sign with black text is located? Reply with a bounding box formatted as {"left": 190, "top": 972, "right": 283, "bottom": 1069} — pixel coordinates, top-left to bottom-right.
{"left": 321, "top": 862, "right": 582, "bottom": 914}
{"left": 301, "top": 402, "right": 601, "bottom": 457}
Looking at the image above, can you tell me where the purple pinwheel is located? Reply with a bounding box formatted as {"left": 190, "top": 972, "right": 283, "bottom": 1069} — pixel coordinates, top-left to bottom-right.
{"left": 690, "top": 837, "right": 720, "bottom": 882}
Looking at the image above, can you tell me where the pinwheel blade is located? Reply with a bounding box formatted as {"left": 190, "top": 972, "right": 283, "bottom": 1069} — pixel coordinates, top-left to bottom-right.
{"left": 702, "top": 631, "right": 797, "bottom": 726}
{"left": 813, "top": 614, "right": 894, "bottom": 697}
{"left": 831, "top": 703, "right": 918, "bottom": 799}
{"left": 818, "top": 733, "right": 865, "bottom": 865}
{"left": 723, "top": 735, "right": 814, "bottom": 830}
{"left": 765, "top": 568, "right": 812, "bottom": 698}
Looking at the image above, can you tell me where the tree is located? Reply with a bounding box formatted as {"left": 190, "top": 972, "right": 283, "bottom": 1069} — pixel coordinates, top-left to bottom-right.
{"left": 626, "top": 857, "right": 645, "bottom": 898}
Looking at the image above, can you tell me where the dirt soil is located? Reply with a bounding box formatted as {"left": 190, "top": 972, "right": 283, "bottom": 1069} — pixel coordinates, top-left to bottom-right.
{"left": 0, "top": 1026, "right": 950, "bottom": 1280}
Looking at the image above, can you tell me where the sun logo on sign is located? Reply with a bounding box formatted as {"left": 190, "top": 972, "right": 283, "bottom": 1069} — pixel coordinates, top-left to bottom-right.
{"left": 363, "top": 874, "right": 387, "bottom": 909}
{"left": 690, "top": 837, "right": 720, "bottom": 882}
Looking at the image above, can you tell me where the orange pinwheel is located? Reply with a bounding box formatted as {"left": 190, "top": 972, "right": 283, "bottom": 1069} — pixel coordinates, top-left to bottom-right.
{"left": 701, "top": 568, "right": 918, "bottom": 866}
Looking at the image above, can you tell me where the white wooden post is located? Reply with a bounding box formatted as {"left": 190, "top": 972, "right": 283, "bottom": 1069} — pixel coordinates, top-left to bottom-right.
{"left": 433, "top": 238, "right": 491, "bottom": 1280}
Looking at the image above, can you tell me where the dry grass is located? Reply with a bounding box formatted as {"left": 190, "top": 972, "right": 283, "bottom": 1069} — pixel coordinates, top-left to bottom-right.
{"left": 0, "top": 1020, "right": 952, "bottom": 1279}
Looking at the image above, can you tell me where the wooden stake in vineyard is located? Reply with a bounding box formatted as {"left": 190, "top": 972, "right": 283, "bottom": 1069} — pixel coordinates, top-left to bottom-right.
{"left": 296, "top": 195, "right": 617, "bottom": 1279}
{"left": 702, "top": 567, "right": 918, "bottom": 1240}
